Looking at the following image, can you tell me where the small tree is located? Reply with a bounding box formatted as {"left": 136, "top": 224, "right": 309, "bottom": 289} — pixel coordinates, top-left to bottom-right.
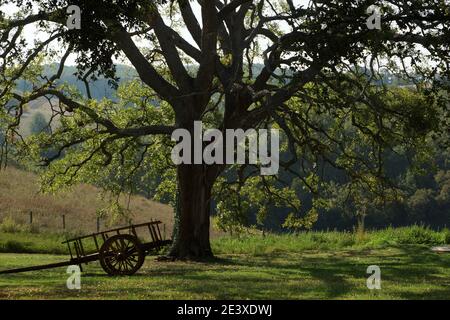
{"left": 30, "top": 112, "right": 50, "bottom": 135}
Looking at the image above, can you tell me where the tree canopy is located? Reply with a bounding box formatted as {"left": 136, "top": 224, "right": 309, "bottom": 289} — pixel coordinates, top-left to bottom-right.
{"left": 1, "top": 0, "right": 449, "bottom": 258}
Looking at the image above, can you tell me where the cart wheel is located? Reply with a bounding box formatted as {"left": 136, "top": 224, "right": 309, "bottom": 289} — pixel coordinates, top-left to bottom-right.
{"left": 99, "top": 234, "right": 145, "bottom": 276}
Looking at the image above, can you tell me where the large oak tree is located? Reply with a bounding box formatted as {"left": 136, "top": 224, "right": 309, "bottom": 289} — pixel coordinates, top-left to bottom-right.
{"left": 1, "top": 0, "right": 449, "bottom": 259}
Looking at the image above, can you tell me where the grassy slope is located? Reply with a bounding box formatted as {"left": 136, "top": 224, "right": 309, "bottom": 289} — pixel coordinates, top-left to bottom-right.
{"left": 0, "top": 167, "right": 174, "bottom": 234}
{"left": 17, "top": 97, "right": 55, "bottom": 137}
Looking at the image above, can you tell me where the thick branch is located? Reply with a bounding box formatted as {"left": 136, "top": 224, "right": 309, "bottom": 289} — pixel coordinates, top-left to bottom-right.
{"left": 109, "top": 27, "right": 181, "bottom": 105}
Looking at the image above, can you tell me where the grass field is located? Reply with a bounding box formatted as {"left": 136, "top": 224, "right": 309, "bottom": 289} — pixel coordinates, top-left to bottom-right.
{"left": 0, "top": 227, "right": 449, "bottom": 300}
{"left": 0, "top": 246, "right": 449, "bottom": 299}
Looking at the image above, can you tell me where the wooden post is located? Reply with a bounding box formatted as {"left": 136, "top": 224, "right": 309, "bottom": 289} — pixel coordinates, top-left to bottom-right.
{"left": 62, "top": 215, "right": 66, "bottom": 230}
{"left": 163, "top": 224, "right": 166, "bottom": 240}
{"left": 97, "top": 217, "right": 100, "bottom": 232}
{"left": 29, "top": 211, "right": 33, "bottom": 224}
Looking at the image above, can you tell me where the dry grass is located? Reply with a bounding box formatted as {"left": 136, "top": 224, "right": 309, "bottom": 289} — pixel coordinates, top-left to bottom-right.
{"left": 0, "top": 166, "right": 174, "bottom": 234}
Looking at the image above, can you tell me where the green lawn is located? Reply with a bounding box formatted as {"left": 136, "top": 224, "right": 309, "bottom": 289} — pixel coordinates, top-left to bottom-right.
{"left": 0, "top": 246, "right": 449, "bottom": 299}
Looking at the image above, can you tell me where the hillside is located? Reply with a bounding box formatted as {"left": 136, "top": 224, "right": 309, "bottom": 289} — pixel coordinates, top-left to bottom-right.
{"left": 16, "top": 64, "right": 138, "bottom": 101}
{"left": 0, "top": 167, "right": 174, "bottom": 234}
{"left": 16, "top": 97, "right": 56, "bottom": 136}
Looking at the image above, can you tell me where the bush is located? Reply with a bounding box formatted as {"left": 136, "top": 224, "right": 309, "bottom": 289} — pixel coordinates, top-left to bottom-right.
{"left": 0, "top": 216, "right": 23, "bottom": 233}
{"left": 3, "top": 240, "right": 27, "bottom": 253}
{"left": 396, "top": 225, "right": 442, "bottom": 245}
{"left": 442, "top": 228, "right": 450, "bottom": 244}
{"left": 0, "top": 216, "right": 40, "bottom": 233}
{"left": 338, "top": 236, "right": 356, "bottom": 247}
{"left": 310, "top": 233, "right": 327, "bottom": 244}
{"left": 212, "top": 226, "right": 448, "bottom": 255}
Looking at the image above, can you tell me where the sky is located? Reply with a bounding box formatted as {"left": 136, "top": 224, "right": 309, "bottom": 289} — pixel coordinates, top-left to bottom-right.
{"left": 1, "top": 0, "right": 308, "bottom": 66}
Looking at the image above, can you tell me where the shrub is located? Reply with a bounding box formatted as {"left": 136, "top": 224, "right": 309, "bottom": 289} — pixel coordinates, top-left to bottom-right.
{"left": 310, "top": 233, "right": 327, "bottom": 244}
{"left": 396, "top": 225, "right": 442, "bottom": 245}
{"left": 3, "top": 240, "right": 27, "bottom": 253}
{"left": 442, "top": 228, "right": 450, "bottom": 244}
{"left": 0, "top": 216, "right": 23, "bottom": 233}
{"left": 0, "top": 216, "right": 40, "bottom": 233}
{"left": 338, "top": 235, "right": 356, "bottom": 247}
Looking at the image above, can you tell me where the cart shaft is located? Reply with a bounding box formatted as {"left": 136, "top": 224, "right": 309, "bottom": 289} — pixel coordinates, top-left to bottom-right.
{"left": 0, "top": 254, "right": 99, "bottom": 275}
{"left": 0, "top": 260, "right": 74, "bottom": 274}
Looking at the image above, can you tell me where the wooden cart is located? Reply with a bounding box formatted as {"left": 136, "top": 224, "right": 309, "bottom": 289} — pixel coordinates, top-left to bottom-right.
{"left": 0, "top": 220, "right": 172, "bottom": 276}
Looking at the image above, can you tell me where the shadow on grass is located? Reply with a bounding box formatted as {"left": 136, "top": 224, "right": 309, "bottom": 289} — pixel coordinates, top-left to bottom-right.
{"left": 136, "top": 247, "right": 450, "bottom": 299}
{"left": 1, "top": 246, "right": 448, "bottom": 299}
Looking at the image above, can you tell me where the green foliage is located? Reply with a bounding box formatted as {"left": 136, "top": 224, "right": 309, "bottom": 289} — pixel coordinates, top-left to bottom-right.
{"left": 287, "top": 84, "right": 449, "bottom": 231}
{"left": 283, "top": 208, "right": 318, "bottom": 231}
{"left": 2, "top": 240, "right": 27, "bottom": 253}
{"left": 0, "top": 232, "right": 67, "bottom": 254}
{"left": 18, "top": 80, "right": 176, "bottom": 218}
{"left": 2, "top": 0, "right": 449, "bottom": 236}
{"left": 444, "top": 228, "right": 450, "bottom": 244}
{"left": 213, "top": 174, "right": 302, "bottom": 234}
{"left": 0, "top": 216, "right": 39, "bottom": 233}
{"left": 13, "top": 78, "right": 448, "bottom": 232}
{"left": 1, "top": 226, "right": 446, "bottom": 255}
{"left": 395, "top": 225, "right": 444, "bottom": 245}
{"left": 212, "top": 226, "right": 449, "bottom": 255}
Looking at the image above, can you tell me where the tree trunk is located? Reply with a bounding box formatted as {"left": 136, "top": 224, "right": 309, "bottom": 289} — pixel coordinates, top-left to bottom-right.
{"left": 168, "top": 163, "right": 220, "bottom": 260}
